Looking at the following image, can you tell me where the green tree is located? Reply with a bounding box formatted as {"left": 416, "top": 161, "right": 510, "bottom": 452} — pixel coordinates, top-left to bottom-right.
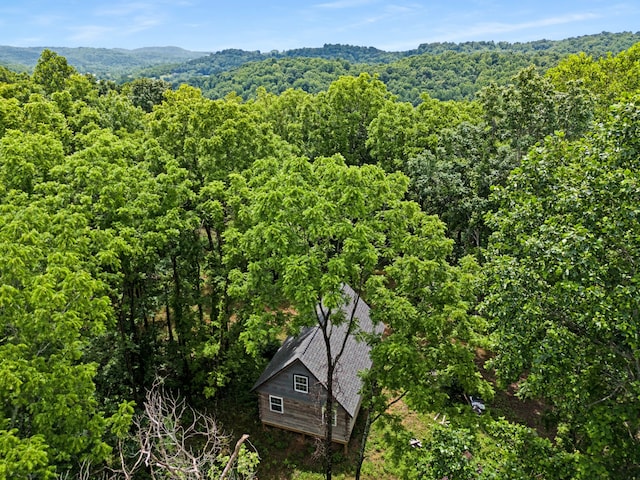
{"left": 365, "top": 100, "right": 416, "bottom": 172}
{"left": 354, "top": 246, "right": 488, "bottom": 478}
{"left": 225, "top": 154, "right": 398, "bottom": 479}
{"left": 305, "top": 73, "right": 392, "bottom": 165}
{"left": 94, "top": 90, "right": 145, "bottom": 134}
{"left": 0, "top": 201, "right": 112, "bottom": 475}
{"left": 548, "top": 43, "right": 640, "bottom": 116}
{"left": 0, "top": 430, "right": 55, "bottom": 480}
{"left": 123, "top": 77, "right": 171, "bottom": 113}
{"left": 21, "top": 93, "right": 72, "bottom": 149}
{"left": 43, "top": 127, "right": 196, "bottom": 404}
{"left": 226, "top": 154, "right": 482, "bottom": 479}
{"left": 483, "top": 95, "right": 640, "bottom": 478}
{"left": 395, "top": 418, "right": 575, "bottom": 479}
{"left": 0, "top": 97, "right": 22, "bottom": 137}
{"left": 414, "top": 425, "right": 479, "bottom": 479}
{"left": 148, "top": 85, "right": 285, "bottom": 396}
{"left": 407, "top": 67, "right": 593, "bottom": 258}
{"left": 253, "top": 86, "right": 313, "bottom": 154}
{"left": 0, "top": 130, "right": 64, "bottom": 194}
{"left": 32, "top": 49, "right": 76, "bottom": 95}
{"left": 479, "top": 66, "right": 594, "bottom": 162}
{"left": 406, "top": 120, "right": 510, "bottom": 258}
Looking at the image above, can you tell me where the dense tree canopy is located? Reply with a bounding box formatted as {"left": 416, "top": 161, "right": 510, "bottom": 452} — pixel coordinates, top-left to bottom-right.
{"left": 0, "top": 38, "right": 639, "bottom": 479}
{"left": 125, "top": 32, "right": 640, "bottom": 104}
{"left": 483, "top": 96, "right": 640, "bottom": 477}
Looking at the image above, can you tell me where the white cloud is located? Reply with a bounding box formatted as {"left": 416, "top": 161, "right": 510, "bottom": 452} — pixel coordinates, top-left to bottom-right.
{"left": 68, "top": 25, "right": 115, "bottom": 43}
{"left": 11, "top": 36, "right": 45, "bottom": 47}
{"left": 314, "top": 0, "right": 377, "bottom": 9}
{"left": 499, "top": 12, "right": 599, "bottom": 31}
{"left": 31, "top": 14, "right": 66, "bottom": 27}
{"left": 126, "top": 16, "right": 164, "bottom": 34}
{"left": 385, "top": 4, "right": 415, "bottom": 14}
{"left": 94, "top": 2, "right": 152, "bottom": 17}
{"left": 68, "top": 13, "right": 164, "bottom": 44}
{"left": 88, "top": 0, "right": 169, "bottom": 39}
{"left": 436, "top": 12, "right": 601, "bottom": 41}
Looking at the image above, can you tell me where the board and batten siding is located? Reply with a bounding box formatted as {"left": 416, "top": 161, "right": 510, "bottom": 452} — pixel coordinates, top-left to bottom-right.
{"left": 256, "top": 360, "right": 352, "bottom": 443}
{"left": 257, "top": 392, "right": 351, "bottom": 443}
{"left": 257, "top": 360, "right": 323, "bottom": 404}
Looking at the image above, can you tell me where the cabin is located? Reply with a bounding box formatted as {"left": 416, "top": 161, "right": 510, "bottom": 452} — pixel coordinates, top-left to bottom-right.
{"left": 252, "top": 284, "right": 384, "bottom": 444}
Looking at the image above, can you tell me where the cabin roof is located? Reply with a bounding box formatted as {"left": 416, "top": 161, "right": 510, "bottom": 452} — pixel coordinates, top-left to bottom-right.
{"left": 252, "top": 284, "right": 383, "bottom": 417}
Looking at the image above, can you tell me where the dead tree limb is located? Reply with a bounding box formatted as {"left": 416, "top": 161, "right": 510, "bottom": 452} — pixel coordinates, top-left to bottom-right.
{"left": 219, "top": 433, "right": 250, "bottom": 480}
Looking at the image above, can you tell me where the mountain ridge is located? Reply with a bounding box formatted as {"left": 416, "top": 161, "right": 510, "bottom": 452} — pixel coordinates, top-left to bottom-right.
{"left": 2, "top": 31, "right": 639, "bottom": 103}
{"left": 2, "top": 31, "right": 639, "bottom": 79}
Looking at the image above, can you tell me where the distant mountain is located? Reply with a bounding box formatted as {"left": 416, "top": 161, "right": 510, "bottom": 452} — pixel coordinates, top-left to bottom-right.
{"left": 413, "top": 31, "right": 640, "bottom": 55}
{"left": 0, "top": 45, "right": 208, "bottom": 78}
{"left": 3, "top": 31, "right": 638, "bottom": 82}
{"left": 1, "top": 31, "right": 638, "bottom": 102}
{"left": 147, "top": 31, "right": 640, "bottom": 103}
{"left": 136, "top": 30, "right": 640, "bottom": 82}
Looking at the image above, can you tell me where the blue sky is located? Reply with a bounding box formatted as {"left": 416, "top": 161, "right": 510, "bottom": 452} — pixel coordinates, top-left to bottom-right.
{"left": 0, "top": 1, "right": 638, "bottom": 52}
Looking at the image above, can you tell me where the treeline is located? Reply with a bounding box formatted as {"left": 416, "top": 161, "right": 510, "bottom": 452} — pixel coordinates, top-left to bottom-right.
{"left": 0, "top": 45, "right": 207, "bottom": 79}
{"left": 0, "top": 40, "right": 639, "bottom": 479}
{"left": 191, "top": 50, "right": 566, "bottom": 103}
{"left": 149, "top": 31, "right": 640, "bottom": 79}
{"left": 146, "top": 31, "right": 640, "bottom": 102}
{"left": 413, "top": 30, "right": 640, "bottom": 55}
{"left": 3, "top": 31, "right": 639, "bottom": 99}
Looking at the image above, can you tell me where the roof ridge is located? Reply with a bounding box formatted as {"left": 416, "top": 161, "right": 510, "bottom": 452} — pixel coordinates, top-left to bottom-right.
{"left": 300, "top": 325, "right": 320, "bottom": 357}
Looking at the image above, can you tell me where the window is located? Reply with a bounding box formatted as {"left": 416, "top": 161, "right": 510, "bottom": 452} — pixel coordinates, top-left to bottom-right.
{"left": 293, "top": 374, "right": 309, "bottom": 393}
{"left": 322, "top": 405, "right": 337, "bottom": 426}
{"left": 269, "top": 395, "right": 283, "bottom": 413}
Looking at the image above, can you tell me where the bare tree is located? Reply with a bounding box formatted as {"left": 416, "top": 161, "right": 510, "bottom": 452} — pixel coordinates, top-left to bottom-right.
{"left": 135, "top": 380, "right": 228, "bottom": 479}
{"left": 69, "top": 379, "right": 257, "bottom": 480}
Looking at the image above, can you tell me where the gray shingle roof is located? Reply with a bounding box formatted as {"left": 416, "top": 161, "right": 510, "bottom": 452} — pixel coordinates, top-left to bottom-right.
{"left": 252, "top": 284, "right": 384, "bottom": 417}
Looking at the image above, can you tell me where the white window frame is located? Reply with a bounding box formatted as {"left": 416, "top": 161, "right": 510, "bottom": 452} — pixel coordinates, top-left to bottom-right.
{"left": 322, "top": 405, "right": 337, "bottom": 426}
{"left": 269, "top": 395, "right": 283, "bottom": 414}
{"left": 293, "top": 374, "right": 309, "bottom": 394}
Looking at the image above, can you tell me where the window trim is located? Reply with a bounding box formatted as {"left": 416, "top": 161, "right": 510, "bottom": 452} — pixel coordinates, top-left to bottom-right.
{"left": 293, "top": 374, "right": 309, "bottom": 394}
{"left": 269, "top": 395, "right": 284, "bottom": 414}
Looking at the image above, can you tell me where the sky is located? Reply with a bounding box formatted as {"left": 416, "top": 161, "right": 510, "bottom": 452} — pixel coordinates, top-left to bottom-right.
{"left": 0, "top": 0, "right": 638, "bottom": 53}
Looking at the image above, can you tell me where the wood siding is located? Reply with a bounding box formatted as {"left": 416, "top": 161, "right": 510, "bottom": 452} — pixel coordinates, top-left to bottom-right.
{"left": 257, "top": 361, "right": 323, "bottom": 405}
{"left": 257, "top": 391, "right": 351, "bottom": 444}
{"left": 256, "top": 359, "right": 362, "bottom": 443}
{"left": 257, "top": 361, "right": 357, "bottom": 443}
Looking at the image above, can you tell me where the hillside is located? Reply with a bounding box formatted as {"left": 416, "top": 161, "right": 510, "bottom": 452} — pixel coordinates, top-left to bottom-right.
{"left": 1, "top": 31, "right": 640, "bottom": 480}
{"left": 0, "top": 45, "right": 208, "bottom": 78}
{"left": 144, "top": 31, "right": 640, "bottom": 79}
{"left": 146, "top": 31, "right": 640, "bottom": 103}
{"left": 2, "top": 31, "right": 638, "bottom": 88}
{"left": 185, "top": 49, "right": 568, "bottom": 104}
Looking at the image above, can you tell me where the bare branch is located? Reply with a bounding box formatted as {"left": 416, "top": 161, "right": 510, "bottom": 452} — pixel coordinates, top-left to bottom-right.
{"left": 95, "top": 378, "right": 256, "bottom": 480}
{"left": 219, "top": 433, "right": 250, "bottom": 480}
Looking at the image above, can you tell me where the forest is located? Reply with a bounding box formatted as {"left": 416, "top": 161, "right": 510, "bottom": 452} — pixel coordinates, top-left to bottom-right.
{"left": 3, "top": 31, "right": 640, "bottom": 102}
{"left": 0, "top": 31, "right": 639, "bottom": 479}
{"left": 158, "top": 31, "right": 640, "bottom": 103}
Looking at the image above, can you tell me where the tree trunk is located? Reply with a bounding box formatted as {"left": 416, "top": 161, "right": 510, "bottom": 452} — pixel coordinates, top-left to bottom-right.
{"left": 355, "top": 407, "right": 372, "bottom": 480}
{"left": 320, "top": 308, "right": 335, "bottom": 480}
{"left": 172, "top": 254, "right": 194, "bottom": 388}
{"left": 127, "top": 278, "right": 145, "bottom": 403}
{"left": 165, "top": 282, "right": 174, "bottom": 344}
{"left": 171, "top": 255, "right": 182, "bottom": 347}
{"left": 117, "top": 291, "right": 135, "bottom": 389}
{"left": 320, "top": 289, "right": 363, "bottom": 480}
{"left": 195, "top": 260, "right": 203, "bottom": 324}
{"left": 324, "top": 361, "right": 334, "bottom": 480}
